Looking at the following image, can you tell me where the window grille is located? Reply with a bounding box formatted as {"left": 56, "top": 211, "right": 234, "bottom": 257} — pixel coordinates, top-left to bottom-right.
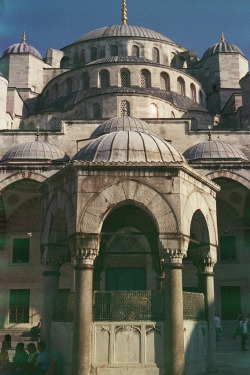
{"left": 190, "top": 83, "right": 196, "bottom": 102}
{"left": 93, "top": 103, "right": 101, "bottom": 119}
{"left": 121, "top": 70, "right": 130, "bottom": 87}
{"left": 12, "top": 239, "right": 29, "bottom": 263}
{"left": 50, "top": 118, "right": 62, "bottom": 131}
{"left": 99, "top": 48, "right": 105, "bottom": 59}
{"left": 91, "top": 47, "right": 98, "bottom": 61}
{"left": 120, "top": 100, "right": 130, "bottom": 116}
{"left": 73, "top": 51, "right": 79, "bottom": 68}
{"left": 199, "top": 90, "right": 204, "bottom": 106}
{"left": 177, "top": 77, "right": 185, "bottom": 96}
{"left": 132, "top": 45, "right": 139, "bottom": 57}
{"left": 110, "top": 45, "right": 118, "bottom": 56}
{"left": 140, "top": 70, "right": 151, "bottom": 88}
{"left": 152, "top": 47, "right": 160, "bottom": 63}
{"left": 82, "top": 73, "right": 90, "bottom": 90}
{"left": 9, "top": 289, "right": 30, "bottom": 323}
{"left": 150, "top": 103, "right": 158, "bottom": 118}
{"left": 100, "top": 70, "right": 110, "bottom": 88}
{"left": 80, "top": 50, "right": 85, "bottom": 66}
{"left": 160, "top": 73, "right": 170, "bottom": 91}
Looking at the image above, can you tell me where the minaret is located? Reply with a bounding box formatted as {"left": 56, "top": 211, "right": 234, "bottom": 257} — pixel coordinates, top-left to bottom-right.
{"left": 121, "top": 0, "right": 127, "bottom": 25}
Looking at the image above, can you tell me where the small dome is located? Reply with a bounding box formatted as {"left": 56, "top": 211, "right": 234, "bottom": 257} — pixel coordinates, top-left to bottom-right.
{"left": 91, "top": 116, "right": 156, "bottom": 138}
{"left": 74, "top": 25, "right": 173, "bottom": 44}
{"left": 183, "top": 140, "right": 248, "bottom": 162}
{"left": 203, "top": 42, "right": 244, "bottom": 58}
{"left": 74, "top": 131, "right": 185, "bottom": 164}
{"left": 1, "top": 141, "right": 69, "bottom": 162}
{"left": 3, "top": 43, "right": 42, "bottom": 59}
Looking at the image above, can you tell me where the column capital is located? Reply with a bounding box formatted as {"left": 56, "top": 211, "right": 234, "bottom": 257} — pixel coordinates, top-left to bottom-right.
{"left": 160, "top": 248, "right": 184, "bottom": 266}
{"left": 69, "top": 233, "right": 100, "bottom": 266}
{"left": 159, "top": 233, "right": 188, "bottom": 265}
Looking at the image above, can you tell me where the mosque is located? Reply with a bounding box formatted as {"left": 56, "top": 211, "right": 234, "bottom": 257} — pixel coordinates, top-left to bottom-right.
{"left": 0, "top": 1, "right": 249, "bottom": 374}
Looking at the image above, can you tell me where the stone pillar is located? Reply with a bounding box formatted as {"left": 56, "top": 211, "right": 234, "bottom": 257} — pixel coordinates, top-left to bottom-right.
{"left": 162, "top": 248, "right": 185, "bottom": 375}
{"left": 41, "top": 262, "right": 61, "bottom": 345}
{"left": 201, "top": 254, "right": 217, "bottom": 373}
{"left": 69, "top": 234, "right": 99, "bottom": 375}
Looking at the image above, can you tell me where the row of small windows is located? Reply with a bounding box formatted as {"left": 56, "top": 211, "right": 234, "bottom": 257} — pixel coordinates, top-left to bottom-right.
{"left": 61, "top": 45, "right": 161, "bottom": 68}
{"left": 46, "top": 71, "right": 204, "bottom": 106}
{"left": 93, "top": 101, "right": 159, "bottom": 119}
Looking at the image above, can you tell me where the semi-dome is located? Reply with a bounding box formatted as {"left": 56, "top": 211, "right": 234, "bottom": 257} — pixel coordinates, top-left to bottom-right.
{"left": 74, "top": 131, "right": 185, "bottom": 164}
{"left": 74, "top": 25, "right": 174, "bottom": 44}
{"left": 183, "top": 140, "right": 248, "bottom": 162}
{"left": 203, "top": 42, "right": 244, "bottom": 59}
{"left": 91, "top": 116, "right": 156, "bottom": 138}
{"left": 1, "top": 140, "right": 69, "bottom": 162}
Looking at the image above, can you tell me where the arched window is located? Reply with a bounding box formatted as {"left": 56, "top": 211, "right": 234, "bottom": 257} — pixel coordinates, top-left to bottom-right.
{"left": 91, "top": 47, "right": 98, "bottom": 61}
{"left": 190, "top": 83, "right": 196, "bottom": 102}
{"left": 73, "top": 51, "right": 79, "bottom": 68}
{"left": 53, "top": 84, "right": 58, "bottom": 101}
{"left": 152, "top": 47, "right": 160, "bottom": 63}
{"left": 170, "top": 52, "right": 176, "bottom": 67}
{"left": 199, "top": 90, "right": 204, "bottom": 106}
{"left": 80, "top": 50, "right": 85, "bottom": 66}
{"left": 177, "top": 77, "right": 185, "bottom": 96}
{"left": 121, "top": 69, "right": 130, "bottom": 87}
{"left": 66, "top": 78, "right": 72, "bottom": 95}
{"left": 60, "top": 56, "right": 70, "bottom": 69}
{"left": 120, "top": 100, "right": 130, "bottom": 116}
{"left": 82, "top": 73, "right": 90, "bottom": 90}
{"left": 140, "top": 69, "right": 151, "bottom": 88}
{"left": 110, "top": 45, "right": 118, "bottom": 56}
{"left": 160, "top": 72, "right": 170, "bottom": 91}
{"left": 132, "top": 45, "right": 139, "bottom": 57}
{"left": 93, "top": 103, "right": 101, "bottom": 119}
{"left": 150, "top": 103, "right": 158, "bottom": 118}
{"left": 100, "top": 70, "right": 110, "bottom": 88}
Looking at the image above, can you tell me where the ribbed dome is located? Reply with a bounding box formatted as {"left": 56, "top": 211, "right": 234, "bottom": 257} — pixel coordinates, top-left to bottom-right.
{"left": 74, "top": 131, "right": 185, "bottom": 164}
{"left": 91, "top": 116, "right": 156, "bottom": 138}
{"left": 203, "top": 42, "right": 244, "bottom": 58}
{"left": 2, "top": 43, "right": 42, "bottom": 59}
{"left": 1, "top": 141, "right": 69, "bottom": 162}
{"left": 183, "top": 140, "right": 248, "bottom": 161}
{"left": 74, "top": 25, "right": 173, "bottom": 44}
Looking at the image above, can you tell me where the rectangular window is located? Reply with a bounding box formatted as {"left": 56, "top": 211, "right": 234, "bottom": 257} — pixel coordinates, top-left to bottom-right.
{"left": 219, "top": 236, "right": 237, "bottom": 261}
{"left": 12, "top": 238, "right": 30, "bottom": 263}
{"left": 9, "top": 289, "right": 30, "bottom": 323}
{"left": 220, "top": 286, "right": 241, "bottom": 320}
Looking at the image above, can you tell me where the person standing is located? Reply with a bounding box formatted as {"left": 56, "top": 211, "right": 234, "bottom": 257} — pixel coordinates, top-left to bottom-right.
{"left": 239, "top": 316, "right": 248, "bottom": 351}
{"left": 215, "top": 314, "right": 222, "bottom": 342}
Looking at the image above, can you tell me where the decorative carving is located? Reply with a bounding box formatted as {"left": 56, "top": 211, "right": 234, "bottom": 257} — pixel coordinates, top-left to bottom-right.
{"left": 74, "top": 248, "right": 98, "bottom": 265}
{"left": 203, "top": 252, "right": 216, "bottom": 268}
{"left": 146, "top": 325, "right": 161, "bottom": 335}
{"left": 161, "top": 248, "right": 184, "bottom": 264}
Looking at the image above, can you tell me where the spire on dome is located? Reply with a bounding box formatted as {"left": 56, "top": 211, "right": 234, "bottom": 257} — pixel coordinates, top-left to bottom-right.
{"left": 22, "top": 31, "right": 26, "bottom": 45}
{"left": 36, "top": 125, "right": 40, "bottom": 141}
{"left": 221, "top": 32, "right": 225, "bottom": 43}
{"left": 121, "top": 0, "right": 127, "bottom": 26}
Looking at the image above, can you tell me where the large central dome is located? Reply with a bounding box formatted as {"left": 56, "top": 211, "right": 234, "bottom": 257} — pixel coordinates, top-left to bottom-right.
{"left": 74, "top": 25, "right": 174, "bottom": 44}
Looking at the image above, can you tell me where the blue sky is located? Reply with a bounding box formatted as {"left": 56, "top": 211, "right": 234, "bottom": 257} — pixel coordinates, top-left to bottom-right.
{"left": 0, "top": 0, "right": 249, "bottom": 61}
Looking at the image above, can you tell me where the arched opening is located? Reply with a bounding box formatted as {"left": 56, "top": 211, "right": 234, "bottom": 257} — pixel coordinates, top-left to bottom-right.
{"left": 91, "top": 47, "right": 98, "bottom": 61}
{"left": 131, "top": 45, "right": 139, "bottom": 57}
{"left": 160, "top": 72, "right": 170, "bottom": 91}
{"left": 80, "top": 50, "right": 85, "bottom": 66}
{"left": 95, "top": 204, "right": 159, "bottom": 292}
{"left": 140, "top": 69, "right": 151, "bottom": 88}
{"left": 73, "top": 51, "right": 79, "bottom": 68}
{"left": 177, "top": 77, "right": 185, "bottom": 96}
{"left": 60, "top": 56, "right": 70, "bottom": 69}
{"left": 120, "top": 69, "right": 130, "bottom": 87}
{"left": 199, "top": 90, "right": 204, "bottom": 106}
{"left": 82, "top": 72, "right": 90, "bottom": 90}
{"left": 190, "top": 83, "right": 196, "bottom": 102}
{"left": 48, "top": 209, "right": 70, "bottom": 262}
{"left": 152, "top": 47, "right": 160, "bottom": 63}
{"left": 100, "top": 70, "right": 110, "bottom": 88}
{"left": 120, "top": 100, "right": 130, "bottom": 116}
{"left": 110, "top": 45, "right": 118, "bottom": 56}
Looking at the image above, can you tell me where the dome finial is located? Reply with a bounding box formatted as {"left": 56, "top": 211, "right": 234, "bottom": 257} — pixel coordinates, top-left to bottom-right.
{"left": 121, "top": 0, "right": 127, "bottom": 26}
{"left": 22, "top": 31, "right": 26, "bottom": 45}
{"left": 221, "top": 32, "right": 225, "bottom": 43}
{"left": 36, "top": 125, "right": 40, "bottom": 141}
{"left": 208, "top": 125, "right": 212, "bottom": 141}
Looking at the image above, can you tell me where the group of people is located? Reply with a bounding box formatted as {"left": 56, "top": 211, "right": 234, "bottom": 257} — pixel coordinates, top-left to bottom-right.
{"left": 232, "top": 313, "right": 250, "bottom": 351}
{"left": 0, "top": 336, "right": 50, "bottom": 375}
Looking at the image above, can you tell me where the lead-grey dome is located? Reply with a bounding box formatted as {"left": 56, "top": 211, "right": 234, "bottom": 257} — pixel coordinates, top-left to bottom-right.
{"left": 91, "top": 116, "right": 156, "bottom": 138}
{"left": 74, "top": 131, "right": 185, "bottom": 164}
{"left": 3, "top": 43, "right": 42, "bottom": 59}
{"left": 183, "top": 140, "right": 248, "bottom": 162}
{"left": 203, "top": 42, "right": 244, "bottom": 58}
{"left": 74, "top": 25, "right": 173, "bottom": 44}
{"left": 1, "top": 141, "right": 69, "bottom": 162}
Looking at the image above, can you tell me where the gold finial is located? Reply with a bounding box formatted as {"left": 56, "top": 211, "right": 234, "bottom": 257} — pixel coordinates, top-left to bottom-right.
{"left": 36, "top": 125, "right": 40, "bottom": 141}
{"left": 221, "top": 32, "right": 225, "bottom": 43}
{"left": 22, "top": 31, "right": 26, "bottom": 45}
{"left": 121, "top": 0, "right": 127, "bottom": 26}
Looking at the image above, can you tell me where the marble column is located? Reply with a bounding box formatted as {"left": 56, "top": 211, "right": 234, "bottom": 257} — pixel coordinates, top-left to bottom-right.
{"left": 162, "top": 248, "right": 185, "bottom": 375}
{"left": 201, "top": 254, "right": 217, "bottom": 373}
{"left": 69, "top": 234, "right": 99, "bottom": 375}
{"left": 42, "top": 261, "right": 61, "bottom": 345}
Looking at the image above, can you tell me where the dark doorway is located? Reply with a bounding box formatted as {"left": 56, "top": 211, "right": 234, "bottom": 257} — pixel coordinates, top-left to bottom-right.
{"left": 220, "top": 286, "right": 241, "bottom": 320}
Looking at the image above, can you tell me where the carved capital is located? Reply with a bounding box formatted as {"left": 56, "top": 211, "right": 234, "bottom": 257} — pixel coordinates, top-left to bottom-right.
{"left": 160, "top": 248, "right": 184, "bottom": 265}
{"left": 69, "top": 233, "right": 100, "bottom": 266}
{"left": 203, "top": 252, "right": 216, "bottom": 270}
{"left": 74, "top": 248, "right": 98, "bottom": 266}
